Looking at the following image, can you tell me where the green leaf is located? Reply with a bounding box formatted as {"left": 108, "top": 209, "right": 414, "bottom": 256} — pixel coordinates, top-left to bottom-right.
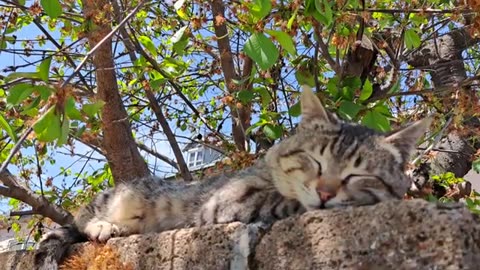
{"left": 35, "top": 85, "right": 54, "bottom": 100}
{"left": 22, "top": 96, "right": 41, "bottom": 113}
{"left": 405, "top": 29, "right": 421, "bottom": 49}
{"left": 0, "top": 113, "right": 17, "bottom": 142}
{"left": 7, "top": 83, "right": 35, "bottom": 105}
{"left": 65, "top": 97, "right": 83, "bottom": 120}
{"left": 287, "top": 7, "right": 298, "bottom": 30}
{"left": 314, "top": 0, "right": 333, "bottom": 26}
{"left": 171, "top": 26, "right": 189, "bottom": 55}
{"left": 307, "top": 0, "right": 333, "bottom": 26}
{"left": 266, "top": 30, "right": 296, "bottom": 55}
{"left": 326, "top": 76, "right": 339, "bottom": 97}
{"left": 171, "top": 25, "right": 188, "bottom": 44}
{"left": 295, "top": 70, "right": 315, "bottom": 86}
{"left": 40, "top": 0, "right": 63, "bottom": 18}
{"left": 174, "top": 0, "right": 187, "bottom": 10}
{"left": 473, "top": 158, "right": 480, "bottom": 174}
{"left": 237, "top": 90, "right": 255, "bottom": 103}
{"left": 359, "top": 79, "right": 373, "bottom": 101}
{"left": 5, "top": 72, "right": 40, "bottom": 82}
{"left": 250, "top": 0, "right": 272, "bottom": 21}
{"left": 33, "top": 106, "right": 61, "bottom": 142}
{"left": 38, "top": 57, "right": 51, "bottom": 82}
{"left": 244, "top": 33, "right": 279, "bottom": 71}
{"left": 138, "top": 36, "right": 157, "bottom": 58}
{"left": 362, "top": 111, "right": 391, "bottom": 132}
{"left": 255, "top": 87, "right": 271, "bottom": 108}
{"left": 263, "top": 124, "right": 283, "bottom": 140}
{"left": 57, "top": 117, "right": 70, "bottom": 146}
{"left": 288, "top": 102, "right": 301, "bottom": 117}
{"left": 11, "top": 222, "right": 20, "bottom": 233}
{"left": 82, "top": 100, "right": 105, "bottom": 117}
{"left": 161, "top": 57, "right": 188, "bottom": 77}
{"left": 338, "top": 101, "right": 363, "bottom": 120}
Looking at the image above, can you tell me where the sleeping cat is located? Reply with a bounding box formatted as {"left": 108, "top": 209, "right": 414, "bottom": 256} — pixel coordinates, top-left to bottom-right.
{"left": 34, "top": 85, "right": 431, "bottom": 269}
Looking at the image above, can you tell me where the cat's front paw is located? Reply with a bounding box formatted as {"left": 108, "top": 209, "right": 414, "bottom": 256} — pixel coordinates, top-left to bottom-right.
{"left": 84, "top": 220, "right": 120, "bottom": 242}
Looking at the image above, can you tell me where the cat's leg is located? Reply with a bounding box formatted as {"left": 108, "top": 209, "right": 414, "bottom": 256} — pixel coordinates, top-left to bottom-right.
{"left": 78, "top": 184, "right": 152, "bottom": 242}
{"left": 196, "top": 176, "right": 304, "bottom": 226}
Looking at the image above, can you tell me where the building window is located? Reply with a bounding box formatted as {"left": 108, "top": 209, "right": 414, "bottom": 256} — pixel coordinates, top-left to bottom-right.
{"left": 187, "top": 148, "right": 204, "bottom": 168}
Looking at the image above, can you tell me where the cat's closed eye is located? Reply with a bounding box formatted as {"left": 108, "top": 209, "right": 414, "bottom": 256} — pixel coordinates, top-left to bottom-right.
{"left": 313, "top": 160, "right": 322, "bottom": 176}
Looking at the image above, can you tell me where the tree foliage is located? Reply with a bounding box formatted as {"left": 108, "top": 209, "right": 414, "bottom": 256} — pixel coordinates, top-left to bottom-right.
{"left": 0, "top": 0, "right": 480, "bottom": 239}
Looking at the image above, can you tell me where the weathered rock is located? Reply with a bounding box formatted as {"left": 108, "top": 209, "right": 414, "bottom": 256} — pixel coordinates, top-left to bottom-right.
{"left": 253, "top": 199, "right": 480, "bottom": 270}
{"left": 1, "top": 200, "right": 479, "bottom": 270}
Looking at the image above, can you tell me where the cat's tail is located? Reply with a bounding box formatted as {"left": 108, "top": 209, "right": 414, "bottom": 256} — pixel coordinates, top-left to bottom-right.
{"left": 34, "top": 224, "right": 87, "bottom": 270}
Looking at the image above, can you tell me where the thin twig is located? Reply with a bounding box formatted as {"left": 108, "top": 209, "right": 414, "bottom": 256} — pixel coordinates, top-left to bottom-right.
{"left": 0, "top": 1, "right": 145, "bottom": 178}
{"left": 31, "top": 18, "right": 94, "bottom": 94}
{"left": 0, "top": 127, "right": 32, "bottom": 181}
{"left": 61, "top": 1, "right": 146, "bottom": 89}
{"left": 411, "top": 115, "right": 453, "bottom": 164}
{"left": 9, "top": 210, "right": 37, "bottom": 217}
{"left": 345, "top": 8, "right": 475, "bottom": 14}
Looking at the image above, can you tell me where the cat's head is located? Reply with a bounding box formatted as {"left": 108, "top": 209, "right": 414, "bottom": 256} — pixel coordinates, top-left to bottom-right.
{"left": 266, "top": 85, "right": 431, "bottom": 210}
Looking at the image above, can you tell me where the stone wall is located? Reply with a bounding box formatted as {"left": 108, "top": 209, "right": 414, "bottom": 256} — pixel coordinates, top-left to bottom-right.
{"left": 1, "top": 199, "right": 480, "bottom": 270}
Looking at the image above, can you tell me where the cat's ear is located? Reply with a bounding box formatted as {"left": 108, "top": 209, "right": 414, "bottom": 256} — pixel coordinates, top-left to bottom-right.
{"left": 300, "top": 85, "right": 330, "bottom": 122}
{"left": 384, "top": 117, "right": 432, "bottom": 159}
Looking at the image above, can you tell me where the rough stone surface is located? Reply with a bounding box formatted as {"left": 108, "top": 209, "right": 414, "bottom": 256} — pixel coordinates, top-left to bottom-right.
{"left": 1, "top": 200, "right": 479, "bottom": 270}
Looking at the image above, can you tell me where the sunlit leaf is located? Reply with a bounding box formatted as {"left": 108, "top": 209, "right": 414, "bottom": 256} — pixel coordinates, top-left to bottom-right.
{"left": 65, "top": 97, "right": 83, "bottom": 120}
{"left": 266, "top": 30, "right": 296, "bottom": 55}
{"left": 237, "top": 90, "right": 255, "bottom": 103}
{"left": 288, "top": 102, "right": 301, "bottom": 117}
{"left": 57, "top": 117, "right": 70, "bottom": 146}
{"left": 255, "top": 87, "right": 271, "bottom": 108}
{"left": 362, "top": 110, "right": 391, "bottom": 132}
{"left": 250, "top": 0, "right": 272, "bottom": 21}
{"left": 35, "top": 85, "right": 54, "bottom": 100}
{"left": 405, "top": 29, "right": 421, "bottom": 49}
{"left": 0, "top": 113, "right": 17, "bottom": 142}
{"left": 287, "top": 7, "right": 298, "bottom": 29}
{"left": 40, "top": 0, "right": 63, "bottom": 18}
{"left": 33, "top": 106, "right": 61, "bottom": 142}
{"left": 338, "top": 101, "right": 363, "bottom": 121}
{"left": 82, "top": 100, "right": 106, "bottom": 117}
{"left": 7, "top": 83, "right": 35, "bottom": 105}
{"left": 314, "top": 0, "right": 333, "bottom": 26}
{"left": 38, "top": 57, "right": 51, "bottom": 82}
{"left": 174, "top": 0, "right": 187, "bottom": 10}
{"left": 359, "top": 79, "right": 373, "bottom": 101}
{"left": 138, "top": 36, "right": 157, "bottom": 58}
{"left": 473, "top": 158, "right": 480, "bottom": 174}
{"left": 5, "top": 72, "right": 40, "bottom": 82}
{"left": 244, "top": 33, "right": 279, "bottom": 71}
{"left": 263, "top": 124, "right": 283, "bottom": 140}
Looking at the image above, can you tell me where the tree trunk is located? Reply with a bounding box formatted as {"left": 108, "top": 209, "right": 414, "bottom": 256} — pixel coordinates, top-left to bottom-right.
{"left": 210, "top": 0, "right": 252, "bottom": 152}
{"left": 81, "top": 0, "right": 149, "bottom": 182}
{"left": 110, "top": 0, "right": 193, "bottom": 181}
{"left": 406, "top": 28, "right": 479, "bottom": 178}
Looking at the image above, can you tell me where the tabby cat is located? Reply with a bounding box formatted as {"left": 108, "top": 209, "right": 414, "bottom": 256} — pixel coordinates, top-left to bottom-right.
{"left": 34, "top": 86, "right": 430, "bottom": 269}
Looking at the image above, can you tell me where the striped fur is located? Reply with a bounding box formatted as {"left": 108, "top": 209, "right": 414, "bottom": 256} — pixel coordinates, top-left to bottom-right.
{"left": 266, "top": 86, "right": 431, "bottom": 210}
{"left": 34, "top": 163, "right": 303, "bottom": 269}
{"left": 35, "top": 86, "right": 430, "bottom": 269}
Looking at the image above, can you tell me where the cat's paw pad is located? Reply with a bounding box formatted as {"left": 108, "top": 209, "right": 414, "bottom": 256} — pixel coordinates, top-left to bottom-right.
{"left": 84, "top": 220, "right": 119, "bottom": 242}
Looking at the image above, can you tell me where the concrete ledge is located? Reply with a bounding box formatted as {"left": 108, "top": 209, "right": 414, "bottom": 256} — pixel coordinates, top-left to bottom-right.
{"left": 1, "top": 200, "right": 479, "bottom": 270}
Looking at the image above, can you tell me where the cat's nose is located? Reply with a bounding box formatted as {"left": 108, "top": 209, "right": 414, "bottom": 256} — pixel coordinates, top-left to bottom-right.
{"left": 318, "top": 190, "right": 334, "bottom": 202}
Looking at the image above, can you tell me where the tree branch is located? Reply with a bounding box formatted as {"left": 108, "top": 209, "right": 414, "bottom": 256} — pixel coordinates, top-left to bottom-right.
{"left": 210, "top": 0, "right": 252, "bottom": 151}
{"left": 136, "top": 142, "right": 179, "bottom": 170}
{"left": 0, "top": 170, "right": 73, "bottom": 225}
{"left": 111, "top": 0, "right": 192, "bottom": 181}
